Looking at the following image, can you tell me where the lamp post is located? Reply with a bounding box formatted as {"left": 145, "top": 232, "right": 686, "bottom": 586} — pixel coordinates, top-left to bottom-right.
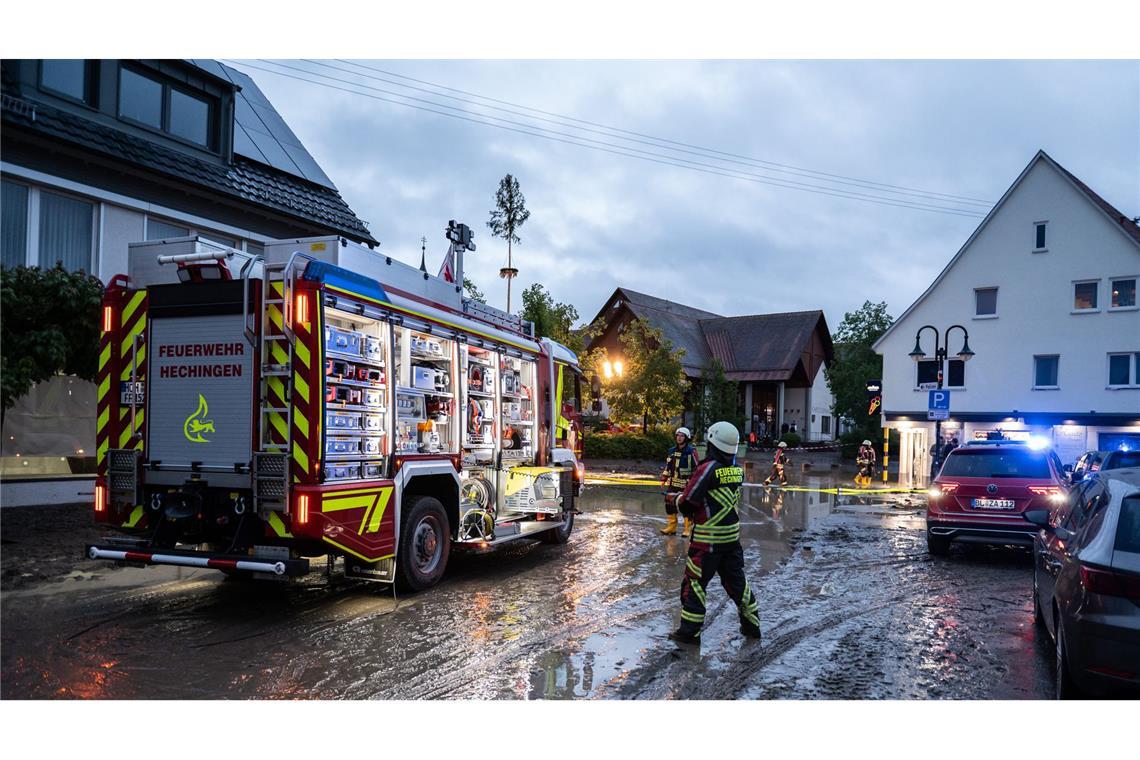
{"left": 909, "top": 324, "right": 975, "bottom": 480}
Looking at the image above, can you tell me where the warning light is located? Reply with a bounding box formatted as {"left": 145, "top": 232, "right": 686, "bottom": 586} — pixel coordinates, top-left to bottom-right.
{"left": 296, "top": 494, "right": 310, "bottom": 525}
{"left": 102, "top": 306, "right": 114, "bottom": 333}
{"left": 295, "top": 293, "right": 310, "bottom": 326}
{"left": 94, "top": 484, "right": 106, "bottom": 513}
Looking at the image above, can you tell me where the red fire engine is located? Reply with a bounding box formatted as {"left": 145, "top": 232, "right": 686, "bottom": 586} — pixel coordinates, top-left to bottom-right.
{"left": 89, "top": 223, "right": 584, "bottom": 590}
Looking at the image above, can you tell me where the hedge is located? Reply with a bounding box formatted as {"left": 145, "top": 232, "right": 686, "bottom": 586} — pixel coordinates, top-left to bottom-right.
{"left": 583, "top": 428, "right": 675, "bottom": 461}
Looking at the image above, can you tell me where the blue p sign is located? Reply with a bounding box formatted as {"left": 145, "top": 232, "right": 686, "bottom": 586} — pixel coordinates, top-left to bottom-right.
{"left": 928, "top": 390, "right": 951, "bottom": 411}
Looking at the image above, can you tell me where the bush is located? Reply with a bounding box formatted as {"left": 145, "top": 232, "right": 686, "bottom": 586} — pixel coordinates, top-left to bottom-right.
{"left": 583, "top": 428, "right": 674, "bottom": 461}
{"left": 782, "top": 432, "right": 802, "bottom": 448}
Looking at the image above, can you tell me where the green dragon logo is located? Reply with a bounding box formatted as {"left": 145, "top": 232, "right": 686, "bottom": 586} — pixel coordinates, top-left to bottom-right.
{"left": 183, "top": 394, "right": 215, "bottom": 443}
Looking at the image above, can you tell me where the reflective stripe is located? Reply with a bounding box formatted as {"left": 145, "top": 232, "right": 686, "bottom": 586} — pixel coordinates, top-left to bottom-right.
{"left": 681, "top": 610, "right": 705, "bottom": 623}
{"left": 686, "top": 558, "right": 701, "bottom": 577}
{"left": 294, "top": 409, "right": 309, "bottom": 439}
{"left": 98, "top": 343, "right": 111, "bottom": 372}
{"left": 294, "top": 373, "right": 310, "bottom": 404}
{"left": 267, "top": 512, "right": 293, "bottom": 538}
{"left": 692, "top": 582, "right": 707, "bottom": 606}
{"left": 97, "top": 406, "right": 109, "bottom": 433}
{"left": 294, "top": 339, "right": 310, "bottom": 369}
{"left": 293, "top": 440, "right": 310, "bottom": 473}
{"left": 123, "top": 505, "right": 144, "bottom": 528}
{"left": 122, "top": 291, "right": 145, "bottom": 325}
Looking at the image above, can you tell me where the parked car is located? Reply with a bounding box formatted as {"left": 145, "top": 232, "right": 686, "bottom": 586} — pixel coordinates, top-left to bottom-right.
{"left": 926, "top": 441, "right": 1068, "bottom": 555}
{"left": 1099, "top": 449, "right": 1140, "bottom": 472}
{"left": 1026, "top": 467, "right": 1140, "bottom": 698}
{"left": 1069, "top": 450, "right": 1108, "bottom": 483}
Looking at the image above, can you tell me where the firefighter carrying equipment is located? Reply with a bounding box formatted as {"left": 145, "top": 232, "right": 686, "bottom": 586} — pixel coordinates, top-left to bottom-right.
{"left": 763, "top": 446, "right": 791, "bottom": 486}
{"left": 672, "top": 430, "right": 761, "bottom": 640}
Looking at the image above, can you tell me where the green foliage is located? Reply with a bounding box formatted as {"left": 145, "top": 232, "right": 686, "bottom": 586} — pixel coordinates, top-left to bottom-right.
{"left": 486, "top": 173, "right": 531, "bottom": 248}
{"left": 696, "top": 358, "right": 740, "bottom": 437}
{"left": 605, "top": 321, "right": 686, "bottom": 430}
{"left": 463, "top": 276, "right": 486, "bottom": 304}
{"left": 521, "top": 283, "right": 579, "bottom": 346}
{"left": 1, "top": 265, "right": 104, "bottom": 416}
{"left": 782, "top": 432, "right": 802, "bottom": 448}
{"left": 583, "top": 427, "right": 674, "bottom": 461}
{"left": 824, "top": 300, "right": 894, "bottom": 446}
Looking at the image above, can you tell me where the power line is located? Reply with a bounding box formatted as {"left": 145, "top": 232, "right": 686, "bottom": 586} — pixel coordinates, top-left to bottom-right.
{"left": 225, "top": 60, "right": 987, "bottom": 219}
{"left": 331, "top": 58, "right": 996, "bottom": 207}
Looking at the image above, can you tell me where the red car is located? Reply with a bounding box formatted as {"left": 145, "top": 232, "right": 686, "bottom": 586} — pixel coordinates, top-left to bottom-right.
{"left": 926, "top": 441, "right": 1069, "bottom": 555}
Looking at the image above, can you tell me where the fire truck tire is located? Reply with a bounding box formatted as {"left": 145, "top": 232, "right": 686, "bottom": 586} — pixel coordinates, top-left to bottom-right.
{"left": 540, "top": 511, "right": 574, "bottom": 544}
{"left": 396, "top": 496, "right": 451, "bottom": 592}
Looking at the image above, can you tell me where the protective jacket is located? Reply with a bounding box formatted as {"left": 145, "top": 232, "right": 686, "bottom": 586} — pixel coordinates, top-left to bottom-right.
{"left": 662, "top": 444, "right": 699, "bottom": 491}
{"left": 677, "top": 449, "right": 744, "bottom": 551}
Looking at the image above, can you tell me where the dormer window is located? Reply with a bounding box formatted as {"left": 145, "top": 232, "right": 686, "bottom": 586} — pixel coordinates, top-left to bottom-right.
{"left": 118, "top": 65, "right": 217, "bottom": 150}
{"left": 40, "top": 60, "right": 97, "bottom": 106}
{"left": 1034, "top": 221, "right": 1047, "bottom": 252}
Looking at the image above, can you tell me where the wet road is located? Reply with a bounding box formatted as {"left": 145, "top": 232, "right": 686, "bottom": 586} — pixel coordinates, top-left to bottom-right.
{"left": 1, "top": 478, "right": 1054, "bottom": 699}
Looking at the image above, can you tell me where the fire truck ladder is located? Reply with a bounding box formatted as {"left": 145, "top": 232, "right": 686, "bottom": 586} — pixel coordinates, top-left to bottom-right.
{"left": 251, "top": 253, "right": 313, "bottom": 513}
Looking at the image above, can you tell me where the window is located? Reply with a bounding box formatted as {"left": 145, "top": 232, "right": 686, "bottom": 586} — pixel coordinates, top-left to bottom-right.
{"left": 946, "top": 359, "right": 965, "bottom": 388}
{"left": 1111, "top": 278, "right": 1137, "bottom": 309}
{"left": 1034, "top": 222, "right": 1047, "bottom": 251}
{"left": 1034, "top": 355, "right": 1059, "bottom": 389}
{"left": 940, "top": 449, "right": 1051, "bottom": 479}
{"left": 916, "top": 360, "right": 939, "bottom": 387}
{"left": 975, "top": 287, "right": 998, "bottom": 316}
{"left": 1108, "top": 353, "right": 1140, "bottom": 388}
{"left": 38, "top": 191, "right": 94, "bottom": 273}
{"left": 146, "top": 217, "right": 237, "bottom": 250}
{"left": 40, "top": 60, "right": 95, "bottom": 104}
{"left": 1073, "top": 281, "right": 1098, "bottom": 311}
{"left": 1, "top": 180, "right": 29, "bottom": 268}
{"left": 118, "top": 66, "right": 215, "bottom": 149}
{"left": 1117, "top": 496, "right": 1140, "bottom": 554}
{"left": 821, "top": 415, "right": 831, "bottom": 435}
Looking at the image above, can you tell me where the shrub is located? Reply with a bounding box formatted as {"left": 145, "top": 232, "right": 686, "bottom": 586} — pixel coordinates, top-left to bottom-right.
{"left": 782, "top": 432, "right": 802, "bottom": 448}
{"left": 583, "top": 428, "right": 674, "bottom": 461}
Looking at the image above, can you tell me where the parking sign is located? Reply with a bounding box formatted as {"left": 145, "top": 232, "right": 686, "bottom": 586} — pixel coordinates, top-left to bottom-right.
{"left": 928, "top": 390, "right": 950, "bottom": 420}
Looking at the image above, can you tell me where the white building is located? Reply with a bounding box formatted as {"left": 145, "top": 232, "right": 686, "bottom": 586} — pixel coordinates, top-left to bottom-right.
{"left": 874, "top": 151, "right": 1140, "bottom": 482}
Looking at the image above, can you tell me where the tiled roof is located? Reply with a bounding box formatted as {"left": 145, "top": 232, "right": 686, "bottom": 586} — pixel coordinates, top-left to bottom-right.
{"left": 701, "top": 311, "right": 831, "bottom": 380}
{"left": 1, "top": 91, "right": 377, "bottom": 245}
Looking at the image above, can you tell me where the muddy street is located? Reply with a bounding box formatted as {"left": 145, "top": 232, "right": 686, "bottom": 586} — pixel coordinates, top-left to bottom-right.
{"left": 1, "top": 478, "right": 1054, "bottom": 699}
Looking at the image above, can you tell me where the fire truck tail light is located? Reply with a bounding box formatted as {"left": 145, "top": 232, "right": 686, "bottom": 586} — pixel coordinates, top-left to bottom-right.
{"left": 94, "top": 484, "right": 106, "bottom": 513}
{"left": 296, "top": 494, "right": 310, "bottom": 525}
{"left": 102, "top": 306, "right": 114, "bottom": 333}
{"left": 295, "top": 293, "right": 310, "bottom": 325}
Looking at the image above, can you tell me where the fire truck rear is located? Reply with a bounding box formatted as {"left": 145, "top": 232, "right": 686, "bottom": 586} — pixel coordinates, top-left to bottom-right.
{"left": 89, "top": 224, "right": 584, "bottom": 590}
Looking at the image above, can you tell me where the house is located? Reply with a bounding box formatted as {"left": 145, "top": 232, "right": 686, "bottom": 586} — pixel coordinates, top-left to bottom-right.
{"left": 586, "top": 287, "right": 836, "bottom": 441}
{"left": 1, "top": 59, "right": 376, "bottom": 502}
{"left": 874, "top": 150, "right": 1140, "bottom": 482}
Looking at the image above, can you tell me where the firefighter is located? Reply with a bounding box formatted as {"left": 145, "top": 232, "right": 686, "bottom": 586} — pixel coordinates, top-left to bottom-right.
{"left": 762, "top": 441, "right": 791, "bottom": 486}
{"left": 855, "top": 439, "right": 877, "bottom": 488}
{"left": 660, "top": 427, "right": 698, "bottom": 535}
{"left": 667, "top": 421, "right": 762, "bottom": 644}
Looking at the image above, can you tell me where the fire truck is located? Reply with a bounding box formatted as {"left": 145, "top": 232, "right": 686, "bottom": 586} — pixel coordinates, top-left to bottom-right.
{"left": 88, "top": 222, "right": 584, "bottom": 591}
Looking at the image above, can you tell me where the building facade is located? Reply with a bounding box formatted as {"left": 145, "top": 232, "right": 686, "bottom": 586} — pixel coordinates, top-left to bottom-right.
{"left": 586, "top": 288, "right": 836, "bottom": 441}
{"left": 874, "top": 151, "right": 1140, "bottom": 482}
{"left": 1, "top": 59, "right": 376, "bottom": 496}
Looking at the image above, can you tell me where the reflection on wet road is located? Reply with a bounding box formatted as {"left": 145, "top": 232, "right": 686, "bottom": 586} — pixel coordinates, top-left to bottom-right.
{"left": 0, "top": 476, "right": 1054, "bottom": 699}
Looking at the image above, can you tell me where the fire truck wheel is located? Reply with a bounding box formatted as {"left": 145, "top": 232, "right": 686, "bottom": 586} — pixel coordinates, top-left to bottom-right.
{"left": 540, "top": 511, "right": 575, "bottom": 545}
{"left": 396, "top": 496, "right": 451, "bottom": 592}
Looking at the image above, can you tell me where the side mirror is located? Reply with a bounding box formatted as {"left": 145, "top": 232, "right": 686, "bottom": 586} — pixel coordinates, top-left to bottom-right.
{"left": 1024, "top": 509, "right": 1051, "bottom": 528}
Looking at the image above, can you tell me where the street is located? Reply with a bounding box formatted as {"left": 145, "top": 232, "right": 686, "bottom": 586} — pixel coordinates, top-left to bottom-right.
{"left": 1, "top": 477, "right": 1054, "bottom": 699}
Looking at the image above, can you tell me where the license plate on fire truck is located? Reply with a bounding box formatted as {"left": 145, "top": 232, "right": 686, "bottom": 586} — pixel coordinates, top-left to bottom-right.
{"left": 119, "top": 381, "right": 145, "bottom": 405}
{"left": 971, "top": 498, "right": 1016, "bottom": 510}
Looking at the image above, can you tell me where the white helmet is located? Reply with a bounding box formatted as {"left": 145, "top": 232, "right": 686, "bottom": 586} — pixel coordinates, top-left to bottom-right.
{"left": 706, "top": 421, "right": 740, "bottom": 454}
{"left": 862, "top": 439, "right": 872, "bottom": 446}
{"left": 675, "top": 427, "right": 691, "bottom": 439}
{"left": 777, "top": 441, "right": 788, "bottom": 448}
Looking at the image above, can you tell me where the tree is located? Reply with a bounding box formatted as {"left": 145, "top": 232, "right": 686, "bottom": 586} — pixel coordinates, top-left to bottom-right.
{"left": 463, "top": 276, "right": 486, "bottom": 304}
{"left": 697, "top": 358, "right": 740, "bottom": 438}
{"left": 1, "top": 265, "right": 104, "bottom": 419}
{"left": 605, "top": 321, "right": 686, "bottom": 432}
{"left": 520, "top": 283, "right": 579, "bottom": 346}
{"left": 824, "top": 300, "right": 894, "bottom": 447}
{"left": 486, "top": 173, "right": 530, "bottom": 313}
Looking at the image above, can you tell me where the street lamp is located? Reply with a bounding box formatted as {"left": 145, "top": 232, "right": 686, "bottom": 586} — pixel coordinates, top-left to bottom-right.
{"left": 909, "top": 324, "right": 974, "bottom": 479}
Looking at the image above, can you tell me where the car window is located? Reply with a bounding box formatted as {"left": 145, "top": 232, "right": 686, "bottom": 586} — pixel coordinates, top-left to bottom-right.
{"left": 1053, "top": 482, "right": 1086, "bottom": 528}
{"left": 1102, "top": 451, "right": 1140, "bottom": 470}
{"left": 1116, "top": 496, "right": 1140, "bottom": 554}
{"left": 939, "top": 449, "right": 1052, "bottom": 479}
{"left": 1063, "top": 481, "right": 1105, "bottom": 532}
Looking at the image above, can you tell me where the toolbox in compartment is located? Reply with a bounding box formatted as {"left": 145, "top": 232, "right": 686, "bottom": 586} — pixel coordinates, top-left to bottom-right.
{"left": 362, "top": 436, "right": 384, "bottom": 455}
{"left": 362, "top": 462, "right": 384, "bottom": 479}
{"left": 327, "top": 410, "right": 362, "bottom": 430}
{"left": 356, "top": 366, "right": 384, "bottom": 384}
{"left": 362, "top": 388, "right": 384, "bottom": 407}
{"left": 325, "top": 462, "right": 362, "bottom": 482}
{"left": 326, "top": 325, "right": 363, "bottom": 356}
{"left": 326, "top": 358, "right": 355, "bottom": 377}
{"left": 363, "top": 413, "right": 383, "bottom": 432}
{"left": 326, "top": 437, "right": 360, "bottom": 455}
{"left": 364, "top": 335, "right": 384, "bottom": 361}
{"left": 327, "top": 386, "right": 362, "bottom": 404}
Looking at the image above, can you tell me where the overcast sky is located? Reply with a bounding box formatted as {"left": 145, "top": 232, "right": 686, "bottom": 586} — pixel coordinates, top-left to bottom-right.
{"left": 227, "top": 59, "right": 1139, "bottom": 333}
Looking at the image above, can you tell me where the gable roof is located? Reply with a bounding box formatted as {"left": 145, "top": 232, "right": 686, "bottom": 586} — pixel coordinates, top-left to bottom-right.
{"left": 873, "top": 150, "right": 1140, "bottom": 351}
{"left": 1, "top": 62, "right": 377, "bottom": 245}
{"left": 587, "top": 287, "right": 722, "bottom": 372}
{"left": 702, "top": 311, "right": 832, "bottom": 381}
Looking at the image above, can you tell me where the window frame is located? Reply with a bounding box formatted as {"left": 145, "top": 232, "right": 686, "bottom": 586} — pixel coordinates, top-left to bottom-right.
{"left": 1109, "top": 276, "right": 1139, "bottom": 312}
{"left": 143, "top": 214, "right": 255, "bottom": 255}
{"left": 974, "top": 286, "right": 999, "bottom": 319}
{"left": 1106, "top": 352, "right": 1140, "bottom": 389}
{"left": 1033, "top": 221, "right": 1048, "bottom": 253}
{"left": 36, "top": 188, "right": 97, "bottom": 275}
{"left": 116, "top": 64, "right": 218, "bottom": 152}
{"left": 1033, "top": 354, "right": 1060, "bottom": 390}
{"left": 38, "top": 59, "right": 98, "bottom": 108}
{"left": 1071, "top": 279, "right": 1100, "bottom": 313}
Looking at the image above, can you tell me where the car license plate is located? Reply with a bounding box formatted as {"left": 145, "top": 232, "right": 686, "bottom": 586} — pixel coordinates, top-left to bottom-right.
{"left": 119, "top": 381, "right": 145, "bottom": 405}
{"left": 972, "top": 498, "right": 1016, "bottom": 510}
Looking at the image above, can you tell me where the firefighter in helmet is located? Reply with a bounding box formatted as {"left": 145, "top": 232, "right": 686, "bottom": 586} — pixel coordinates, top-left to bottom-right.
{"left": 667, "top": 421, "right": 762, "bottom": 644}
{"left": 660, "top": 427, "right": 699, "bottom": 535}
{"left": 855, "top": 439, "right": 877, "bottom": 488}
{"left": 762, "top": 441, "right": 791, "bottom": 486}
